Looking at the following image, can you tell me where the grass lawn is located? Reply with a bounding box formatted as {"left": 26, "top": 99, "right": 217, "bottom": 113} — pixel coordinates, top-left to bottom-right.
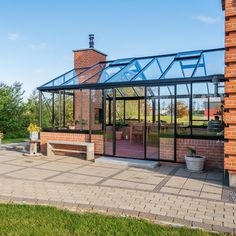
{"left": 0, "top": 204, "right": 223, "bottom": 236}
{"left": 1, "top": 137, "right": 28, "bottom": 144}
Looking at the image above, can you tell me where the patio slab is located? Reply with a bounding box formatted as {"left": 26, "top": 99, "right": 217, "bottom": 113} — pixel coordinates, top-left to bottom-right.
{"left": 95, "top": 156, "right": 159, "bottom": 169}
{"left": 0, "top": 149, "right": 234, "bottom": 234}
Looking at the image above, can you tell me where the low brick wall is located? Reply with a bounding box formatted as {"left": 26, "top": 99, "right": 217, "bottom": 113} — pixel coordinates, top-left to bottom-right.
{"left": 40, "top": 132, "right": 104, "bottom": 155}
{"left": 160, "top": 138, "right": 174, "bottom": 161}
{"left": 176, "top": 138, "right": 224, "bottom": 169}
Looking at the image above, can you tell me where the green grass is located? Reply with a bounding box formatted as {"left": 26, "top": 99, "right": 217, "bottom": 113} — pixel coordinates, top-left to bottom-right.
{"left": 1, "top": 137, "right": 29, "bottom": 144}
{"left": 0, "top": 204, "right": 223, "bottom": 236}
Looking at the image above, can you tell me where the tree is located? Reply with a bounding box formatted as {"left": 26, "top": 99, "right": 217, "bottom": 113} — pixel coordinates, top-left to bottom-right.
{"left": 167, "top": 100, "right": 188, "bottom": 120}
{"left": 0, "top": 82, "right": 28, "bottom": 138}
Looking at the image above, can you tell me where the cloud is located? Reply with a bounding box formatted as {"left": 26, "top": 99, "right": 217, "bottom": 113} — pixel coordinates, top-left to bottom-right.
{"left": 193, "top": 16, "right": 220, "bottom": 24}
{"left": 30, "top": 42, "right": 47, "bottom": 50}
{"left": 8, "top": 33, "right": 19, "bottom": 41}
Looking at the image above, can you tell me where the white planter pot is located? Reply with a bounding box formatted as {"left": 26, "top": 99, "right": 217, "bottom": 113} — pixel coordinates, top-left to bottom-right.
{"left": 30, "top": 132, "right": 39, "bottom": 141}
{"left": 185, "top": 155, "right": 206, "bottom": 172}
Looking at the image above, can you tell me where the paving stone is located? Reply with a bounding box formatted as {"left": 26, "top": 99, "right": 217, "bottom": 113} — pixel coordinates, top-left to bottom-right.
{"left": 49, "top": 173, "right": 103, "bottom": 184}
{"left": 138, "top": 212, "right": 156, "bottom": 220}
{"left": 200, "top": 192, "right": 221, "bottom": 200}
{"left": 172, "top": 218, "right": 192, "bottom": 226}
{"left": 0, "top": 150, "right": 235, "bottom": 232}
{"left": 6, "top": 168, "right": 59, "bottom": 180}
{"left": 179, "top": 189, "right": 200, "bottom": 197}
{"left": 192, "top": 221, "right": 213, "bottom": 231}
{"left": 160, "top": 187, "right": 180, "bottom": 194}
{"left": 212, "top": 225, "right": 234, "bottom": 234}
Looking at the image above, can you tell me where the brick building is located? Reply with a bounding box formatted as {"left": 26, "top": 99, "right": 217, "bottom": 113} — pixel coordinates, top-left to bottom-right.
{"left": 223, "top": 0, "right": 236, "bottom": 186}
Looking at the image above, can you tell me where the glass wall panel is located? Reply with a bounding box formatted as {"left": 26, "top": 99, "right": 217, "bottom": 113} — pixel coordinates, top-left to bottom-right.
{"left": 159, "top": 86, "right": 175, "bottom": 161}
{"left": 41, "top": 91, "right": 54, "bottom": 129}
{"left": 146, "top": 87, "right": 158, "bottom": 160}
{"left": 116, "top": 87, "right": 145, "bottom": 159}
{"left": 91, "top": 89, "right": 103, "bottom": 133}
{"left": 105, "top": 90, "right": 113, "bottom": 155}
{"left": 176, "top": 84, "right": 190, "bottom": 135}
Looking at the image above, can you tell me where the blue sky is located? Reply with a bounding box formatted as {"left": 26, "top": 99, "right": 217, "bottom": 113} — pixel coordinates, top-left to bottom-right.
{"left": 0, "top": 0, "right": 224, "bottom": 98}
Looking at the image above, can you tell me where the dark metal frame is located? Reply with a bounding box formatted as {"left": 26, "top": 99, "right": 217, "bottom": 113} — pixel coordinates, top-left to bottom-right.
{"left": 38, "top": 48, "right": 225, "bottom": 162}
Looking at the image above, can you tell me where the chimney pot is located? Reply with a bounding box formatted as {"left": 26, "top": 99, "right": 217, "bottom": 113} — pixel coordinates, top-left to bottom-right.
{"left": 89, "top": 34, "right": 94, "bottom": 49}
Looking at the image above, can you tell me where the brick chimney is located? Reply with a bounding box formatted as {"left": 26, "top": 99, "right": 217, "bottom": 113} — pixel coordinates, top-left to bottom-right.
{"left": 73, "top": 34, "right": 107, "bottom": 72}
{"left": 73, "top": 35, "right": 107, "bottom": 126}
{"left": 223, "top": 0, "right": 236, "bottom": 186}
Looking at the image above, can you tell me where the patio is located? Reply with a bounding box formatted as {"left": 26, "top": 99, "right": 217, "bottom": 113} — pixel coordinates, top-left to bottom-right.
{"left": 0, "top": 148, "right": 235, "bottom": 233}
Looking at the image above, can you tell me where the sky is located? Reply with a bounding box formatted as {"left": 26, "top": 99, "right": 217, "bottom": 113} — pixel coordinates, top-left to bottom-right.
{"left": 0, "top": 0, "right": 224, "bottom": 98}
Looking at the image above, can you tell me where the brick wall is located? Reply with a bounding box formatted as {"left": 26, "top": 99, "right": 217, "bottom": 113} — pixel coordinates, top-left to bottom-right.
{"left": 40, "top": 132, "right": 104, "bottom": 155}
{"left": 176, "top": 139, "right": 224, "bottom": 169}
{"left": 224, "top": 0, "right": 236, "bottom": 172}
{"left": 160, "top": 138, "right": 174, "bottom": 160}
{"left": 159, "top": 138, "right": 224, "bottom": 169}
{"left": 74, "top": 49, "right": 106, "bottom": 69}
{"left": 73, "top": 49, "right": 106, "bottom": 124}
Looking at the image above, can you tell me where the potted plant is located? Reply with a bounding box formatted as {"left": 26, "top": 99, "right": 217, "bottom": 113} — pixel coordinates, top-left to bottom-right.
{"left": 116, "top": 120, "right": 124, "bottom": 140}
{"left": 68, "top": 119, "right": 76, "bottom": 130}
{"left": 27, "top": 123, "right": 40, "bottom": 141}
{"left": 185, "top": 147, "right": 206, "bottom": 172}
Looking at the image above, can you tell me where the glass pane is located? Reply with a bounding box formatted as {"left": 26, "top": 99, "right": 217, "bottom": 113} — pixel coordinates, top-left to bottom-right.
{"left": 108, "top": 58, "right": 152, "bottom": 83}
{"left": 146, "top": 87, "right": 158, "bottom": 160}
{"left": 105, "top": 90, "right": 113, "bottom": 155}
{"left": 116, "top": 87, "right": 145, "bottom": 159}
{"left": 159, "top": 86, "right": 175, "bottom": 161}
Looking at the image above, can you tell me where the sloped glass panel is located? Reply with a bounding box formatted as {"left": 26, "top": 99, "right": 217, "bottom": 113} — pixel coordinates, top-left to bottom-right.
{"left": 110, "top": 58, "right": 134, "bottom": 66}
{"left": 179, "top": 59, "right": 199, "bottom": 77}
{"left": 81, "top": 63, "right": 109, "bottom": 84}
{"left": 176, "top": 50, "right": 202, "bottom": 59}
{"left": 42, "top": 69, "right": 77, "bottom": 87}
{"left": 203, "top": 50, "right": 224, "bottom": 75}
{"left": 165, "top": 61, "right": 185, "bottom": 79}
{"left": 157, "top": 56, "right": 175, "bottom": 74}
{"left": 192, "top": 56, "right": 207, "bottom": 77}
{"left": 99, "top": 65, "right": 124, "bottom": 83}
{"left": 142, "top": 59, "right": 162, "bottom": 80}
{"left": 107, "top": 58, "right": 152, "bottom": 83}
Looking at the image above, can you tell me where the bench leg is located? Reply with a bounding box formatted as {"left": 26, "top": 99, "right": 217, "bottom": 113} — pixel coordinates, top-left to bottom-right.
{"left": 47, "top": 143, "right": 54, "bottom": 157}
{"left": 86, "top": 146, "right": 94, "bottom": 161}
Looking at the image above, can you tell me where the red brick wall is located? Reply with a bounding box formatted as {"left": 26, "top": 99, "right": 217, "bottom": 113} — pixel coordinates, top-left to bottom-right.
{"left": 73, "top": 49, "right": 106, "bottom": 123}
{"left": 176, "top": 139, "right": 224, "bottom": 169}
{"left": 74, "top": 49, "right": 106, "bottom": 69}
{"left": 159, "top": 138, "right": 224, "bottom": 169}
{"left": 160, "top": 138, "right": 174, "bottom": 160}
{"left": 40, "top": 132, "right": 104, "bottom": 155}
{"left": 224, "top": 0, "right": 236, "bottom": 172}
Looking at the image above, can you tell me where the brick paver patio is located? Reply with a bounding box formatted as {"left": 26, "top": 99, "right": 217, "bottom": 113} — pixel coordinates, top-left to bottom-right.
{"left": 0, "top": 148, "right": 235, "bottom": 234}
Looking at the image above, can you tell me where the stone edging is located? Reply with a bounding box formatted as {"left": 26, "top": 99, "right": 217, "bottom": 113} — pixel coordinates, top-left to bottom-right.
{"left": 0, "top": 195, "right": 234, "bottom": 235}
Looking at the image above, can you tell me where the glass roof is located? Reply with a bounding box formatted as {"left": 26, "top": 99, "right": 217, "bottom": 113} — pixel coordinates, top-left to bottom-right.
{"left": 39, "top": 48, "right": 224, "bottom": 89}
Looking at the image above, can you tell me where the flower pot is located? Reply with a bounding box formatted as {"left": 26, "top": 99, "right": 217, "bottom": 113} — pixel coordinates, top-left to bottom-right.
{"left": 30, "top": 132, "right": 39, "bottom": 141}
{"left": 116, "top": 131, "right": 123, "bottom": 140}
{"left": 185, "top": 155, "right": 206, "bottom": 172}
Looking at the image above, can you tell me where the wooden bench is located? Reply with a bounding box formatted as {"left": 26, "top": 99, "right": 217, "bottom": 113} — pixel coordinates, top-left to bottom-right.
{"left": 47, "top": 140, "right": 94, "bottom": 160}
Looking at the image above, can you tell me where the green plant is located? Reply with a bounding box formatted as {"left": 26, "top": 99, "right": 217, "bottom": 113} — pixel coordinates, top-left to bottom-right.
{"left": 187, "top": 147, "right": 196, "bottom": 157}
{"left": 116, "top": 119, "right": 125, "bottom": 131}
{"left": 27, "top": 123, "right": 40, "bottom": 133}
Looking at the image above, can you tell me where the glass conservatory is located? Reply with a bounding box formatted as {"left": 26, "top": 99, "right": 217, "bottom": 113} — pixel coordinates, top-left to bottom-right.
{"left": 38, "top": 48, "right": 225, "bottom": 163}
